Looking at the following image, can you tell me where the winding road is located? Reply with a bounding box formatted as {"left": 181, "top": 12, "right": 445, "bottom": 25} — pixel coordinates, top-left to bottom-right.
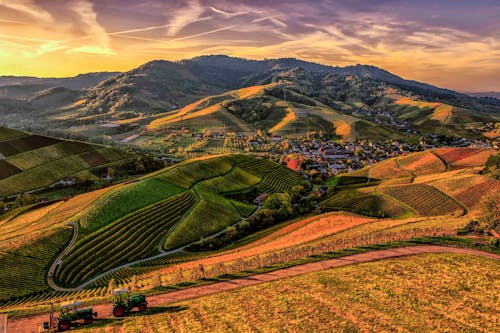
{"left": 9, "top": 245, "right": 500, "bottom": 333}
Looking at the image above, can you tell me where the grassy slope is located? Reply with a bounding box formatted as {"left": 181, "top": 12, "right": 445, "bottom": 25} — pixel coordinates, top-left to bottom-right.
{"left": 77, "top": 178, "right": 184, "bottom": 234}
{"left": 74, "top": 253, "right": 499, "bottom": 333}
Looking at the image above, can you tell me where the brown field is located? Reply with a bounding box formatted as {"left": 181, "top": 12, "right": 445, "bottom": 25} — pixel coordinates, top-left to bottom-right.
{"left": 433, "top": 147, "right": 487, "bottom": 165}
{"left": 380, "top": 184, "right": 463, "bottom": 216}
{"left": 451, "top": 149, "right": 495, "bottom": 168}
{"left": 431, "top": 174, "right": 500, "bottom": 210}
{"left": 397, "top": 151, "right": 446, "bottom": 175}
{"left": 80, "top": 151, "right": 108, "bottom": 167}
{"left": 0, "top": 160, "right": 21, "bottom": 180}
{"left": 0, "top": 185, "right": 118, "bottom": 249}
{"left": 72, "top": 253, "right": 500, "bottom": 333}
{"left": 369, "top": 158, "right": 412, "bottom": 179}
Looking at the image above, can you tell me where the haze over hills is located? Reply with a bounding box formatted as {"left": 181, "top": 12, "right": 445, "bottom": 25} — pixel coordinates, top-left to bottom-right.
{"left": 0, "top": 55, "right": 499, "bottom": 143}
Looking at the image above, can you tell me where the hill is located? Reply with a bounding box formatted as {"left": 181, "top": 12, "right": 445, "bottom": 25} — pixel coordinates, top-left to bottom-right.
{"left": 0, "top": 55, "right": 498, "bottom": 143}
{"left": 0, "top": 126, "right": 133, "bottom": 198}
{"left": 322, "top": 148, "right": 499, "bottom": 217}
{"left": 144, "top": 83, "right": 413, "bottom": 142}
{"left": 0, "top": 154, "right": 307, "bottom": 298}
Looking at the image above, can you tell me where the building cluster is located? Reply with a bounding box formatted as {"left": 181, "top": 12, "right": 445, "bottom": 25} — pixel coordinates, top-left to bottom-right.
{"left": 281, "top": 139, "right": 420, "bottom": 178}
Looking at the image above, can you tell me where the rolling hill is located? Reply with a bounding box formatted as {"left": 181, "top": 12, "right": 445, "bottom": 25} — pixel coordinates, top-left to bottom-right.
{"left": 0, "top": 55, "right": 498, "bottom": 143}
{"left": 323, "top": 148, "right": 499, "bottom": 217}
{"left": 0, "top": 154, "right": 307, "bottom": 299}
{"left": 0, "top": 126, "right": 133, "bottom": 198}
{"left": 145, "top": 83, "right": 413, "bottom": 142}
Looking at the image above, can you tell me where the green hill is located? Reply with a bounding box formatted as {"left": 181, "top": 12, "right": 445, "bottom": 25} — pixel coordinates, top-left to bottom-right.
{"left": 46, "top": 154, "right": 306, "bottom": 287}
{"left": 0, "top": 126, "right": 133, "bottom": 198}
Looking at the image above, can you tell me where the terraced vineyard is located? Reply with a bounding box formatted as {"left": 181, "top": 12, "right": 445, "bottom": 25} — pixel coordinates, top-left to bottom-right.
{"left": 380, "top": 184, "right": 464, "bottom": 216}
{"left": 55, "top": 191, "right": 195, "bottom": 286}
{"left": 0, "top": 228, "right": 72, "bottom": 301}
{"left": 156, "top": 156, "right": 233, "bottom": 188}
{"left": 321, "top": 190, "right": 412, "bottom": 218}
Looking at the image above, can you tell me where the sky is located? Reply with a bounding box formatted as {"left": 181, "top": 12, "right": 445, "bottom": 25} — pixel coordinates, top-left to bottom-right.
{"left": 0, "top": 0, "right": 499, "bottom": 92}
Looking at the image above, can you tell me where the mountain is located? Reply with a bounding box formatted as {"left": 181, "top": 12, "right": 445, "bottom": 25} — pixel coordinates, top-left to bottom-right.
{"left": 0, "top": 55, "right": 498, "bottom": 142}
{"left": 0, "top": 72, "right": 120, "bottom": 94}
{"left": 465, "top": 91, "right": 500, "bottom": 99}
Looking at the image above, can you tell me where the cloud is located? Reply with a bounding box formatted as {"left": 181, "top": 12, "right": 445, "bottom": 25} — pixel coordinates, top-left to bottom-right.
{"left": 167, "top": 0, "right": 206, "bottom": 36}
{"left": 208, "top": 6, "right": 247, "bottom": 18}
{"left": 252, "top": 16, "right": 287, "bottom": 28}
{"left": 71, "top": 0, "right": 110, "bottom": 48}
{"left": 35, "top": 41, "right": 67, "bottom": 55}
{"left": 0, "top": 0, "right": 53, "bottom": 23}
{"left": 68, "top": 46, "right": 115, "bottom": 55}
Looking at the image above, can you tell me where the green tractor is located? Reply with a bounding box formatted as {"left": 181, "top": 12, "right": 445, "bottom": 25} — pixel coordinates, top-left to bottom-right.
{"left": 111, "top": 288, "right": 148, "bottom": 317}
{"left": 41, "top": 301, "right": 97, "bottom": 332}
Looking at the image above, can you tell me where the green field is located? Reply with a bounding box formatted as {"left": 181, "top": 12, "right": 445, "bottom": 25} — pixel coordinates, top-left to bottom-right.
{"left": 72, "top": 253, "right": 499, "bottom": 333}
{"left": 0, "top": 126, "right": 133, "bottom": 197}
{"left": 78, "top": 178, "right": 184, "bottom": 234}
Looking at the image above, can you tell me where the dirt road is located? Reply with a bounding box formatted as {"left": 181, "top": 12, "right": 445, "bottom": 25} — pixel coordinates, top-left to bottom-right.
{"left": 8, "top": 245, "right": 500, "bottom": 332}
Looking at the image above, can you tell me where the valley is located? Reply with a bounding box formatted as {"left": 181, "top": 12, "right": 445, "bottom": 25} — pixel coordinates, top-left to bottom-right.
{"left": 0, "top": 56, "right": 498, "bottom": 333}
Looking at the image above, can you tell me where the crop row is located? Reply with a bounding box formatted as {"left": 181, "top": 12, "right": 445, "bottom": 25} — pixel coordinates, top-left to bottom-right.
{"left": 233, "top": 157, "right": 282, "bottom": 178}
{"left": 157, "top": 157, "right": 233, "bottom": 188}
{"left": 56, "top": 191, "right": 195, "bottom": 286}
{"left": 322, "top": 192, "right": 411, "bottom": 218}
{"left": 0, "top": 228, "right": 72, "bottom": 302}
{"left": 380, "top": 184, "right": 463, "bottom": 216}
{"left": 257, "top": 167, "right": 304, "bottom": 193}
{"left": 0, "top": 287, "right": 108, "bottom": 310}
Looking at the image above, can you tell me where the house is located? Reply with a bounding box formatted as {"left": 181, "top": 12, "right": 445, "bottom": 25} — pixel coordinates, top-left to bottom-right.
{"left": 253, "top": 193, "right": 269, "bottom": 206}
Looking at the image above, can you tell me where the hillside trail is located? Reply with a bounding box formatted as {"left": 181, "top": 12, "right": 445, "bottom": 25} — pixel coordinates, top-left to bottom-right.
{"left": 8, "top": 245, "right": 499, "bottom": 333}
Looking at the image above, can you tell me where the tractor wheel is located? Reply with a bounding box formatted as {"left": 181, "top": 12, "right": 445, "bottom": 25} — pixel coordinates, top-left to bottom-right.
{"left": 113, "top": 305, "right": 126, "bottom": 317}
{"left": 58, "top": 320, "right": 71, "bottom": 332}
{"left": 84, "top": 316, "right": 93, "bottom": 324}
{"left": 138, "top": 303, "right": 148, "bottom": 312}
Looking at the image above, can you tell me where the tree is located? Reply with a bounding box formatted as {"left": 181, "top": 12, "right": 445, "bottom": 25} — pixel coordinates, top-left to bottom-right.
{"left": 481, "top": 190, "right": 500, "bottom": 231}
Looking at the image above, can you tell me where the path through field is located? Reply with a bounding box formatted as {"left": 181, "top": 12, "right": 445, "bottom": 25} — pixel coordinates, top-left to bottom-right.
{"left": 8, "top": 245, "right": 499, "bottom": 332}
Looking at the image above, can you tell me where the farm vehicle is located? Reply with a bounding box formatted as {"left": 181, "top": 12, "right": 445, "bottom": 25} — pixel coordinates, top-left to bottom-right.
{"left": 41, "top": 301, "right": 97, "bottom": 332}
{"left": 112, "top": 288, "right": 148, "bottom": 317}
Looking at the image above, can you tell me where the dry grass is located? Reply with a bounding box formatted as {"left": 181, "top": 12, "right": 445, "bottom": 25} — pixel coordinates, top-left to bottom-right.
{"left": 234, "top": 85, "right": 268, "bottom": 99}
{"left": 430, "top": 104, "right": 453, "bottom": 124}
{"left": 333, "top": 119, "right": 353, "bottom": 140}
{"left": 74, "top": 253, "right": 500, "bottom": 333}
{"left": 432, "top": 174, "right": 500, "bottom": 211}
{"left": 0, "top": 186, "right": 117, "bottom": 250}
{"left": 370, "top": 158, "right": 412, "bottom": 179}
{"left": 395, "top": 96, "right": 441, "bottom": 109}
{"left": 397, "top": 151, "right": 446, "bottom": 175}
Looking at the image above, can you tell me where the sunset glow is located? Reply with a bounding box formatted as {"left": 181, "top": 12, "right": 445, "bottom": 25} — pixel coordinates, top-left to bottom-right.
{"left": 0, "top": 0, "right": 499, "bottom": 91}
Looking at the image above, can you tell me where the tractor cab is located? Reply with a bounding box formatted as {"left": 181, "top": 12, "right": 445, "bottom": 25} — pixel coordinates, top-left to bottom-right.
{"left": 41, "top": 301, "right": 97, "bottom": 332}
{"left": 112, "top": 288, "right": 148, "bottom": 317}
